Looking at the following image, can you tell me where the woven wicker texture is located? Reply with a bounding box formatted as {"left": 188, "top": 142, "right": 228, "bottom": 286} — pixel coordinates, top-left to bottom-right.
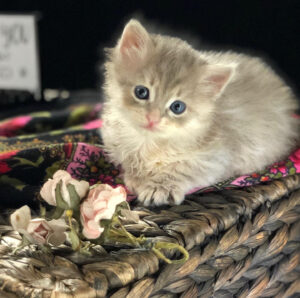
{"left": 0, "top": 175, "right": 299, "bottom": 297}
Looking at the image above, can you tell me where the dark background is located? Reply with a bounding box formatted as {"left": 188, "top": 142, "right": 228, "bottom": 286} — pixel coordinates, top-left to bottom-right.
{"left": 1, "top": 0, "right": 300, "bottom": 95}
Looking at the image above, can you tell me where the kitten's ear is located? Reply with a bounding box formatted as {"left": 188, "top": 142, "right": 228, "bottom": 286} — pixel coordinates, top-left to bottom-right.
{"left": 117, "top": 19, "right": 152, "bottom": 66}
{"left": 201, "top": 64, "right": 235, "bottom": 99}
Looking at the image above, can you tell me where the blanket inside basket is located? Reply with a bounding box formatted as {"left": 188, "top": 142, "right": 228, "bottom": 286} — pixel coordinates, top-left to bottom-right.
{"left": 0, "top": 98, "right": 299, "bottom": 207}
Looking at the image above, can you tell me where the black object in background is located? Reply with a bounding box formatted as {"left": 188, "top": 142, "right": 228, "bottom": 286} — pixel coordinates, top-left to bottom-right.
{"left": 0, "top": 0, "right": 299, "bottom": 96}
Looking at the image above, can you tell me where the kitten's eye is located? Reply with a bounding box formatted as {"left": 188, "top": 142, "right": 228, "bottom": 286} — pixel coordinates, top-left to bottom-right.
{"left": 170, "top": 100, "right": 186, "bottom": 115}
{"left": 134, "top": 85, "right": 149, "bottom": 100}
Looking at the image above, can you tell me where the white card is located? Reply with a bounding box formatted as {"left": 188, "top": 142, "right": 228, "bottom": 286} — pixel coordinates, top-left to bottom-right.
{"left": 0, "top": 14, "right": 41, "bottom": 99}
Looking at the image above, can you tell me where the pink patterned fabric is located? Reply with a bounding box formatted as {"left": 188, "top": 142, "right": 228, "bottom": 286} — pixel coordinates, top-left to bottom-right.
{"left": 0, "top": 100, "right": 298, "bottom": 205}
{"left": 64, "top": 145, "right": 300, "bottom": 197}
{"left": 0, "top": 116, "right": 32, "bottom": 137}
{"left": 65, "top": 143, "right": 123, "bottom": 188}
{"left": 192, "top": 147, "right": 300, "bottom": 194}
{"left": 83, "top": 119, "right": 103, "bottom": 130}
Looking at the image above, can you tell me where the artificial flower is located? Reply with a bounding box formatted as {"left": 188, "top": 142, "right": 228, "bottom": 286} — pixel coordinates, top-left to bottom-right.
{"left": 80, "top": 184, "right": 127, "bottom": 239}
{"left": 10, "top": 205, "right": 67, "bottom": 246}
{"left": 40, "top": 170, "right": 89, "bottom": 209}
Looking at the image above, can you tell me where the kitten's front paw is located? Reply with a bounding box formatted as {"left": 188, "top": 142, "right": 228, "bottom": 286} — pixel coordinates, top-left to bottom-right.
{"left": 137, "top": 184, "right": 185, "bottom": 206}
{"left": 124, "top": 175, "right": 139, "bottom": 194}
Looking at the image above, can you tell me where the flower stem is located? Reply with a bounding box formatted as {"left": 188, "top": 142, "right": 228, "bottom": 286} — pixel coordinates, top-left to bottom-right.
{"left": 66, "top": 210, "right": 82, "bottom": 251}
{"left": 66, "top": 209, "right": 73, "bottom": 229}
{"left": 117, "top": 220, "right": 141, "bottom": 247}
{"left": 12, "top": 236, "right": 31, "bottom": 254}
{"left": 151, "top": 242, "right": 189, "bottom": 265}
{"left": 103, "top": 215, "right": 189, "bottom": 265}
{"left": 151, "top": 247, "right": 172, "bottom": 264}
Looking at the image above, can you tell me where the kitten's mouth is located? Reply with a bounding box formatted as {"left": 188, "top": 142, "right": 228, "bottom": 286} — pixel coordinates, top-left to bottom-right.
{"left": 143, "top": 122, "right": 159, "bottom": 131}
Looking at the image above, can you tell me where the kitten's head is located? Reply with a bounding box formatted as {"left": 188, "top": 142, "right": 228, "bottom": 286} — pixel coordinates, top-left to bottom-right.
{"left": 104, "top": 19, "right": 235, "bottom": 142}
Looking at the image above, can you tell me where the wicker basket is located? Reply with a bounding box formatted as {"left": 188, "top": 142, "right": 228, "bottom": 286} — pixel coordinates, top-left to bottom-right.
{"left": 0, "top": 174, "right": 299, "bottom": 298}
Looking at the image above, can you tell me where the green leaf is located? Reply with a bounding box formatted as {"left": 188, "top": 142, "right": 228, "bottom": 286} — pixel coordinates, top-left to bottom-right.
{"left": 100, "top": 218, "right": 112, "bottom": 229}
{"left": 55, "top": 181, "right": 69, "bottom": 209}
{"left": 21, "top": 235, "right": 32, "bottom": 246}
{"left": 97, "top": 219, "right": 112, "bottom": 244}
{"left": 67, "top": 183, "right": 81, "bottom": 210}
{"left": 115, "top": 201, "right": 130, "bottom": 215}
{"left": 68, "top": 229, "right": 81, "bottom": 251}
{"left": 50, "top": 207, "right": 65, "bottom": 219}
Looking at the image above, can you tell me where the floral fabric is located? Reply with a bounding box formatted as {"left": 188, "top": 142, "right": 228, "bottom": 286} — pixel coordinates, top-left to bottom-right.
{"left": 0, "top": 100, "right": 299, "bottom": 207}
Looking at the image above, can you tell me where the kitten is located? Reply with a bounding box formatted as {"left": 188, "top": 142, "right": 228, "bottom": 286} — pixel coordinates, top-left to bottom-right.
{"left": 101, "top": 19, "right": 299, "bottom": 206}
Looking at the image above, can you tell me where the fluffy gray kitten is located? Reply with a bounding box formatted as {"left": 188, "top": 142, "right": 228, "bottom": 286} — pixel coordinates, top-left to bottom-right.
{"left": 101, "top": 19, "right": 299, "bottom": 206}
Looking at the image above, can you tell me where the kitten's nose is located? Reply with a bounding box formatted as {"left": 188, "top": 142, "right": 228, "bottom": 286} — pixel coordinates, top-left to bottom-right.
{"left": 146, "top": 109, "right": 161, "bottom": 128}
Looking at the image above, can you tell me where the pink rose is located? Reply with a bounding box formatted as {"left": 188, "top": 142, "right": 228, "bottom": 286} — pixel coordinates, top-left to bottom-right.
{"left": 40, "top": 170, "right": 89, "bottom": 208}
{"left": 80, "top": 184, "right": 127, "bottom": 239}
{"left": 10, "top": 205, "right": 67, "bottom": 246}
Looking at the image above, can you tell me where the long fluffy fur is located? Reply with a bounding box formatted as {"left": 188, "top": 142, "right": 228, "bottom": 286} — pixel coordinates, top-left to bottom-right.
{"left": 101, "top": 19, "right": 299, "bottom": 206}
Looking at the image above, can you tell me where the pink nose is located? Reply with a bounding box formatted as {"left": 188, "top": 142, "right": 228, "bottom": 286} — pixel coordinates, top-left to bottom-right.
{"left": 145, "top": 109, "right": 160, "bottom": 128}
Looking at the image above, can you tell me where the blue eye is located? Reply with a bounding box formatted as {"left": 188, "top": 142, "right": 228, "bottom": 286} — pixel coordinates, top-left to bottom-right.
{"left": 170, "top": 100, "right": 186, "bottom": 114}
{"left": 134, "top": 85, "right": 149, "bottom": 100}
